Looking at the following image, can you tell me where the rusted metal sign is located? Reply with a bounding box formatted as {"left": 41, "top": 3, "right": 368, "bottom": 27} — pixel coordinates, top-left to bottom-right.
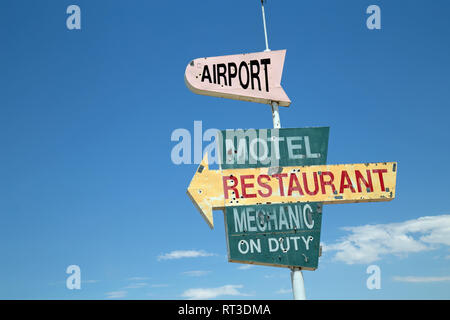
{"left": 187, "top": 154, "right": 397, "bottom": 228}
{"left": 225, "top": 202, "right": 322, "bottom": 270}
{"left": 185, "top": 50, "right": 291, "bottom": 107}
{"left": 217, "top": 127, "right": 329, "bottom": 169}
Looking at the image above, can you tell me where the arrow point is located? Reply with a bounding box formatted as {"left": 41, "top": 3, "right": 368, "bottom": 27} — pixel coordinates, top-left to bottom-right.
{"left": 187, "top": 153, "right": 215, "bottom": 229}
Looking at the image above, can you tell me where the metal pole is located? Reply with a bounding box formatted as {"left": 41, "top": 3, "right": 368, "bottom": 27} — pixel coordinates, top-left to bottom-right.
{"left": 272, "top": 84, "right": 306, "bottom": 302}
{"left": 261, "top": 1, "right": 305, "bottom": 300}
{"left": 261, "top": 1, "right": 270, "bottom": 52}
{"left": 271, "top": 101, "right": 281, "bottom": 128}
{"left": 291, "top": 267, "right": 306, "bottom": 300}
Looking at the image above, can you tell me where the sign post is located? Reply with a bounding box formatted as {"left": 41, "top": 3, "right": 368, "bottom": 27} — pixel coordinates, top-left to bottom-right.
{"left": 261, "top": 0, "right": 305, "bottom": 297}
{"left": 184, "top": 1, "right": 398, "bottom": 301}
{"left": 291, "top": 267, "right": 306, "bottom": 300}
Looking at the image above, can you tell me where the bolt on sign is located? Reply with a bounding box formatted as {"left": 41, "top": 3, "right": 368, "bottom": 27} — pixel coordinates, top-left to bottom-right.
{"left": 187, "top": 154, "right": 397, "bottom": 228}
{"left": 185, "top": 50, "right": 290, "bottom": 107}
{"left": 225, "top": 203, "right": 322, "bottom": 270}
{"left": 217, "top": 127, "right": 330, "bottom": 170}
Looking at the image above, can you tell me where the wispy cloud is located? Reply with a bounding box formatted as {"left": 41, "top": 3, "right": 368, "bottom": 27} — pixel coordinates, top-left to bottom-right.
{"left": 49, "top": 279, "right": 99, "bottom": 286}
{"left": 105, "top": 290, "right": 127, "bottom": 299}
{"left": 182, "top": 270, "right": 211, "bottom": 277}
{"left": 127, "top": 277, "right": 150, "bottom": 281}
{"left": 124, "top": 282, "right": 148, "bottom": 289}
{"left": 237, "top": 265, "right": 254, "bottom": 270}
{"left": 276, "top": 288, "right": 292, "bottom": 295}
{"left": 181, "top": 285, "right": 249, "bottom": 300}
{"left": 82, "top": 280, "right": 100, "bottom": 284}
{"left": 264, "top": 273, "right": 287, "bottom": 279}
{"left": 150, "top": 284, "right": 169, "bottom": 288}
{"left": 322, "top": 215, "right": 450, "bottom": 264}
{"left": 393, "top": 276, "right": 450, "bottom": 283}
{"left": 157, "top": 250, "right": 216, "bottom": 261}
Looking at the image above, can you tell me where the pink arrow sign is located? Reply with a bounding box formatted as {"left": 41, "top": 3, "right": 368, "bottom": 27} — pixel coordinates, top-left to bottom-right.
{"left": 185, "top": 50, "right": 291, "bottom": 107}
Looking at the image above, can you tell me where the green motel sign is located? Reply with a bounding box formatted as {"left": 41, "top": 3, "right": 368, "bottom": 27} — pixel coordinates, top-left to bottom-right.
{"left": 224, "top": 202, "right": 322, "bottom": 270}
{"left": 217, "top": 127, "right": 329, "bottom": 169}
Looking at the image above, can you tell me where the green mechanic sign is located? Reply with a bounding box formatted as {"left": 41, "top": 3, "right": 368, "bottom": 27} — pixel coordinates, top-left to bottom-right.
{"left": 224, "top": 202, "right": 322, "bottom": 270}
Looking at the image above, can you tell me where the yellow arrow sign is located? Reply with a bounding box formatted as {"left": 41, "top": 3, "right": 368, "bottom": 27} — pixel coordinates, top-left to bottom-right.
{"left": 187, "top": 154, "right": 397, "bottom": 228}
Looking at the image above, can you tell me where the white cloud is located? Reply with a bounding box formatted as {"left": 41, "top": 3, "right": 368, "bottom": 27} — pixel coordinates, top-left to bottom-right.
{"left": 127, "top": 277, "right": 150, "bottom": 281}
{"left": 124, "top": 282, "right": 148, "bottom": 289}
{"left": 157, "top": 250, "right": 216, "bottom": 261}
{"left": 276, "top": 288, "right": 292, "bottom": 295}
{"left": 82, "top": 280, "right": 100, "bottom": 284}
{"left": 182, "top": 270, "right": 211, "bottom": 277}
{"left": 105, "top": 290, "right": 127, "bottom": 299}
{"left": 323, "top": 215, "right": 450, "bottom": 264}
{"left": 181, "top": 285, "right": 249, "bottom": 300}
{"left": 393, "top": 276, "right": 450, "bottom": 283}
{"left": 263, "top": 273, "right": 287, "bottom": 279}
{"left": 150, "top": 284, "right": 169, "bottom": 288}
{"left": 49, "top": 279, "right": 99, "bottom": 286}
{"left": 237, "top": 265, "right": 254, "bottom": 270}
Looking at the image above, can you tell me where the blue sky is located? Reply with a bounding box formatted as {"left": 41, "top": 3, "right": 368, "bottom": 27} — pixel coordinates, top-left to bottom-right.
{"left": 0, "top": 0, "right": 449, "bottom": 299}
